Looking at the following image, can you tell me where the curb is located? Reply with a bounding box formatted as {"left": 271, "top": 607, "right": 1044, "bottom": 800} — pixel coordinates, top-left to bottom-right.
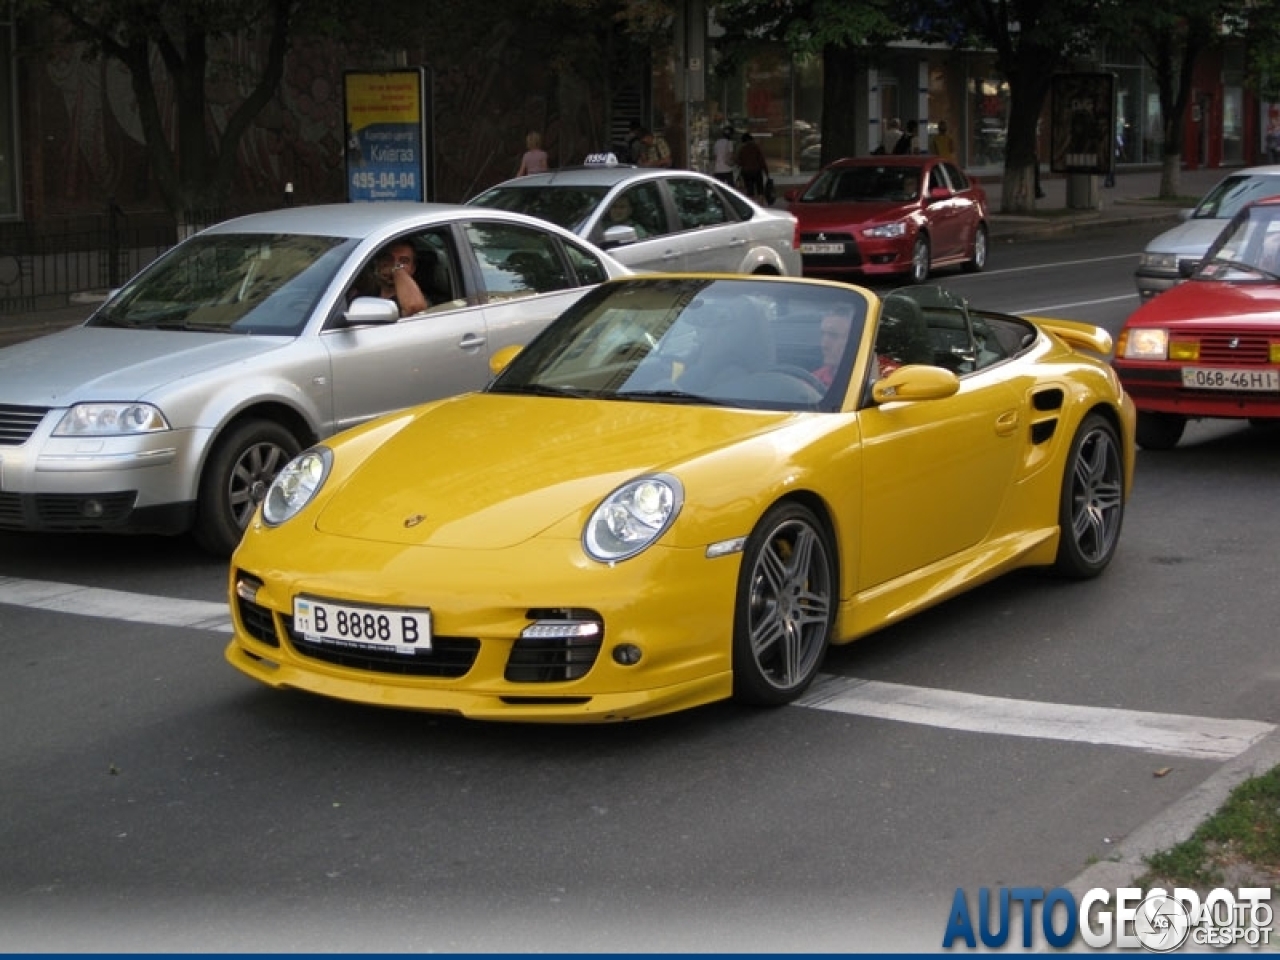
{"left": 1063, "top": 727, "right": 1280, "bottom": 897}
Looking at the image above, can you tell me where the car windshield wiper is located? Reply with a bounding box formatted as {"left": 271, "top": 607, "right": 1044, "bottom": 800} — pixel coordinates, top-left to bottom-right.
{"left": 614, "top": 388, "right": 725, "bottom": 406}
{"left": 491, "top": 383, "right": 600, "bottom": 399}
{"left": 1204, "top": 259, "right": 1280, "bottom": 281}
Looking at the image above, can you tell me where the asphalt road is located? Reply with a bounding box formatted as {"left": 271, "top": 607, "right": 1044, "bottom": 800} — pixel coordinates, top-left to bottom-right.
{"left": 2, "top": 226, "right": 1277, "bottom": 951}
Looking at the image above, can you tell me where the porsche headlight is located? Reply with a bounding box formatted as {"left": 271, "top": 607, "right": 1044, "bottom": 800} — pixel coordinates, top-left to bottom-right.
{"left": 262, "top": 447, "right": 332, "bottom": 526}
{"left": 863, "top": 222, "right": 908, "bottom": 238}
{"left": 583, "top": 473, "right": 683, "bottom": 563}
{"left": 1122, "top": 328, "right": 1169, "bottom": 360}
{"left": 53, "top": 402, "right": 169, "bottom": 436}
{"left": 1139, "top": 252, "right": 1178, "bottom": 271}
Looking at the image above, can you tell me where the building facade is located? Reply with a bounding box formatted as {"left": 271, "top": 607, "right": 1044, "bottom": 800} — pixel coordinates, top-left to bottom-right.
{"left": 0, "top": 2, "right": 1266, "bottom": 232}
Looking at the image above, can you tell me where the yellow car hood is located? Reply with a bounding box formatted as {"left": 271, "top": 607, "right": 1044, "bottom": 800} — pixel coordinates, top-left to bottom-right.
{"left": 316, "top": 394, "right": 795, "bottom": 548}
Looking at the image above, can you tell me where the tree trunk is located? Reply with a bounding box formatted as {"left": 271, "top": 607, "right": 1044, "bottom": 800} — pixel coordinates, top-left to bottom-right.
{"left": 1160, "top": 153, "right": 1183, "bottom": 199}
{"left": 820, "top": 43, "right": 860, "bottom": 165}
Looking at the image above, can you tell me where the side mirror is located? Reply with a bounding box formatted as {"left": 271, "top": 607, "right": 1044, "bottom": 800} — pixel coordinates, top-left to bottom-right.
{"left": 343, "top": 296, "right": 400, "bottom": 326}
{"left": 784, "top": 188, "right": 800, "bottom": 203}
{"left": 871, "top": 364, "right": 961, "bottom": 404}
{"left": 1178, "top": 259, "right": 1200, "bottom": 278}
{"left": 489, "top": 343, "right": 523, "bottom": 376}
{"left": 602, "top": 224, "right": 640, "bottom": 248}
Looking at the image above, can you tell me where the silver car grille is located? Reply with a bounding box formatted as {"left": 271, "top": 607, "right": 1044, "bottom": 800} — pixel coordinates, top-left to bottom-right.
{"left": 0, "top": 404, "right": 51, "bottom": 446}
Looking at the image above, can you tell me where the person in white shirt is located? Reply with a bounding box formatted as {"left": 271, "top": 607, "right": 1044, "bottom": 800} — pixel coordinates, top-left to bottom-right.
{"left": 712, "top": 126, "right": 736, "bottom": 185}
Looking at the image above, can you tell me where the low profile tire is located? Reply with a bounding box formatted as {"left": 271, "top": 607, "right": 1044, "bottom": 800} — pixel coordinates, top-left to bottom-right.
{"left": 962, "top": 223, "right": 988, "bottom": 273}
{"left": 1135, "top": 411, "right": 1186, "bottom": 451}
{"left": 1053, "top": 413, "right": 1125, "bottom": 579}
{"left": 908, "top": 234, "right": 931, "bottom": 284}
{"left": 732, "top": 502, "right": 836, "bottom": 706}
{"left": 192, "top": 419, "right": 301, "bottom": 557}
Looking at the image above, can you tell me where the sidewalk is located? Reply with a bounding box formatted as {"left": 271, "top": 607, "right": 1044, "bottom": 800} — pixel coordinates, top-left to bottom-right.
{"left": 0, "top": 166, "right": 1230, "bottom": 347}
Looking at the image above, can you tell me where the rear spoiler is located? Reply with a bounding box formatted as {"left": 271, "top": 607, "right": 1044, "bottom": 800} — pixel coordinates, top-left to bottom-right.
{"left": 1027, "top": 316, "right": 1113, "bottom": 356}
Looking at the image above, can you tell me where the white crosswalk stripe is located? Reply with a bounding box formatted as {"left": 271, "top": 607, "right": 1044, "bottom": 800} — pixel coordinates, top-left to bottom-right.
{"left": 2, "top": 576, "right": 1274, "bottom": 760}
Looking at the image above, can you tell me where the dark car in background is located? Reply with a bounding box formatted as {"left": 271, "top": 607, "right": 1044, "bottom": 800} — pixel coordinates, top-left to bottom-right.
{"left": 786, "top": 155, "right": 989, "bottom": 285}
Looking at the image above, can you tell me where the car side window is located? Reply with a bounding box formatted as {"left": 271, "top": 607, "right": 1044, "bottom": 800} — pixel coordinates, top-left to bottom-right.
{"left": 464, "top": 222, "right": 573, "bottom": 300}
{"left": 560, "top": 239, "right": 610, "bottom": 287}
{"left": 670, "top": 177, "right": 731, "bottom": 230}
{"left": 942, "top": 162, "right": 969, "bottom": 191}
{"left": 599, "top": 183, "right": 666, "bottom": 242}
{"left": 343, "top": 230, "right": 451, "bottom": 322}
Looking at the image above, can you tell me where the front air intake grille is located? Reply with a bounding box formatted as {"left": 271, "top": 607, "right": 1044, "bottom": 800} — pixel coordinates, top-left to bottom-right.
{"left": 236, "top": 593, "right": 280, "bottom": 647}
{"left": 0, "top": 405, "right": 50, "bottom": 446}
{"left": 505, "top": 635, "right": 603, "bottom": 683}
{"left": 0, "top": 491, "right": 137, "bottom": 530}
{"left": 286, "top": 617, "right": 479, "bottom": 677}
{"left": 1185, "top": 329, "right": 1273, "bottom": 364}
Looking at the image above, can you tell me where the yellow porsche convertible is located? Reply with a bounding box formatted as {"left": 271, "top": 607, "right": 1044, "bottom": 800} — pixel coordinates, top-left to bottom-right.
{"left": 226, "top": 275, "right": 1135, "bottom": 722}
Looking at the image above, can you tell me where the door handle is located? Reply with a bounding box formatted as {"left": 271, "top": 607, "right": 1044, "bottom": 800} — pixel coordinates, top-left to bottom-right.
{"left": 994, "top": 410, "right": 1019, "bottom": 436}
{"left": 459, "top": 334, "right": 487, "bottom": 350}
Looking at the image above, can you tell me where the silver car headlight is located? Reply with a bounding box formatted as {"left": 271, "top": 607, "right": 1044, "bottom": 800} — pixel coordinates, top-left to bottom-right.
{"left": 1139, "top": 252, "right": 1178, "bottom": 271}
{"left": 1123, "top": 328, "right": 1169, "bottom": 360}
{"left": 863, "top": 222, "right": 908, "bottom": 238}
{"left": 262, "top": 447, "right": 332, "bottom": 526}
{"left": 583, "top": 473, "right": 683, "bottom": 563}
{"left": 53, "top": 402, "right": 170, "bottom": 436}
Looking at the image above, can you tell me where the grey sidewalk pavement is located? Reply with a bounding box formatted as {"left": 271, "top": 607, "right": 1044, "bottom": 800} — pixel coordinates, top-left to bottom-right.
{"left": 0, "top": 165, "right": 1229, "bottom": 346}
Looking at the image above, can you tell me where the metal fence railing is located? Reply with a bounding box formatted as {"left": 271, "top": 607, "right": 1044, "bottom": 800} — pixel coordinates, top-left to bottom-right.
{"left": 0, "top": 206, "right": 232, "bottom": 316}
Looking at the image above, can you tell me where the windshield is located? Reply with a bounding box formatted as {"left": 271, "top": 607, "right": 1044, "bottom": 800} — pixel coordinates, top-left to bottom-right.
{"left": 89, "top": 233, "right": 356, "bottom": 336}
{"left": 799, "top": 164, "right": 922, "bottom": 203}
{"left": 489, "top": 277, "right": 870, "bottom": 412}
{"left": 469, "top": 185, "right": 610, "bottom": 232}
{"left": 1194, "top": 204, "right": 1280, "bottom": 282}
{"left": 1191, "top": 174, "right": 1280, "bottom": 220}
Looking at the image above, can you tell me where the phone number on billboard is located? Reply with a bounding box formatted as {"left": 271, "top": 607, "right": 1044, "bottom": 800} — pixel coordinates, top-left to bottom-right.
{"left": 351, "top": 171, "right": 417, "bottom": 190}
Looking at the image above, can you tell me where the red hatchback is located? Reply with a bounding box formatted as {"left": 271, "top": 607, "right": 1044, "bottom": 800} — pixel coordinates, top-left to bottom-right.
{"left": 1115, "top": 197, "right": 1280, "bottom": 449}
{"left": 787, "top": 155, "right": 989, "bottom": 284}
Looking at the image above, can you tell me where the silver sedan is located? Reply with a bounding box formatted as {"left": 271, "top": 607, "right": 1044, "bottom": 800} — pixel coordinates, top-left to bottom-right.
{"left": 468, "top": 163, "right": 802, "bottom": 277}
{"left": 0, "top": 203, "right": 629, "bottom": 555}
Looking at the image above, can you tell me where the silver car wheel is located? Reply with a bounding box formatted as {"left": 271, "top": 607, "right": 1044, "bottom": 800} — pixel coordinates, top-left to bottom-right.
{"left": 733, "top": 503, "right": 834, "bottom": 704}
{"left": 909, "top": 234, "right": 930, "bottom": 284}
{"left": 1054, "top": 414, "right": 1125, "bottom": 577}
{"left": 193, "top": 419, "right": 300, "bottom": 557}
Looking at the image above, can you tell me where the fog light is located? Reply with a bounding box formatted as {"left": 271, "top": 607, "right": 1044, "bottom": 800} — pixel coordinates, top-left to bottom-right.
{"left": 235, "top": 577, "right": 261, "bottom": 604}
{"left": 81, "top": 499, "right": 105, "bottom": 519}
{"left": 612, "top": 644, "right": 642, "bottom": 666}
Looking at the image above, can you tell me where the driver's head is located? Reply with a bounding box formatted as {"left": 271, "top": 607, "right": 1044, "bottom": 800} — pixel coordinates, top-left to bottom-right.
{"left": 819, "top": 310, "right": 853, "bottom": 367}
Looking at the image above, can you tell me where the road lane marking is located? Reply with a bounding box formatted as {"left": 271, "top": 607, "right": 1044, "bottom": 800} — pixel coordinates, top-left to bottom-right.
{"left": 0, "top": 576, "right": 232, "bottom": 633}
{"left": 1, "top": 576, "right": 1273, "bottom": 760}
{"left": 796, "top": 675, "right": 1276, "bottom": 761}
{"left": 1013, "top": 293, "right": 1137, "bottom": 313}
{"left": 945, "top": 253, "right": 1138, "bottom": 278}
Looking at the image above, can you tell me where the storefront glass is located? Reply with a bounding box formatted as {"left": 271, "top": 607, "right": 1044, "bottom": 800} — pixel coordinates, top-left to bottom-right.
{"left": 708, "top": 47, "right": 822, "bottom": 177}
{"left": 968, "top": 58, "right": 1009, "bottom": 174}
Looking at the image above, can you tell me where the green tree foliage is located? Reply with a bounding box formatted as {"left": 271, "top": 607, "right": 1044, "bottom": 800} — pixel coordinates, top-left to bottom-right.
{"left": 28, "top": 0, "right": 309, "bottom": 220}
{"left": 1098, "top": 0, "right": 1237, "bottom": 199}
{"left": 711, "top": 0, "right": 902, "bottom": 166}
{"left": 914, "top": 0, "right": 1103, "bottom": 213}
